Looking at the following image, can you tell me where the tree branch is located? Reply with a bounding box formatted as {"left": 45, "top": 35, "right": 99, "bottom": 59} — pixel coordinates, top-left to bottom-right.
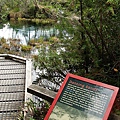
{"left": 79, "top": 19, "right": 101, "bottom": 57}
{"left": 91, "top": 18, "right": 115, "bottom": 61}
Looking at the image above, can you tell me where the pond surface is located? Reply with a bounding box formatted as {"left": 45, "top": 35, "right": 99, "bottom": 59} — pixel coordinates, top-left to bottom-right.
{"left": 0, "top": 20, "right": 75, "bottom": 91}
{"left": 0, "top": 21, "right": 58, "bottom": 45}
{"left": 0, "top": 21, "right": 61, "bottom": 89}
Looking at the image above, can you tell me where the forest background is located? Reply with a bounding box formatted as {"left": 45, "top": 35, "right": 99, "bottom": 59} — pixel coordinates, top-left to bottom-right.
{"left": 0, "top": 0, "right": 120, "bottom": 88}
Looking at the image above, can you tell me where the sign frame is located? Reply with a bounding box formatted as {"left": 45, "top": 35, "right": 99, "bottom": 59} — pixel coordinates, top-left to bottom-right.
{"left": 44, "top": 73, "right": 119, "bottom": 120}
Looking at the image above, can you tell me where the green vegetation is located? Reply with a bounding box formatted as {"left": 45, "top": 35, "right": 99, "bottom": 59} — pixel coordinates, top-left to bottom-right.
{"left": 0, "top": 38, "right": 21, "bottom": 55}
{"left": 21, "top": 45, "right": 32, "bottom": 52}
{"left": 0, "top": 0, "right": 59, "bottom": 24}
{"left": 1, "top": 0, "right": 119, "bottom": 87}
{"left": 0, "top": 0, "right": 120, "bottom": 117}
{"left": 33, "top": 0, "right": 120, "bottom": 89}
{"left": 18, "top": 99, "right": 50, "bottom": 120}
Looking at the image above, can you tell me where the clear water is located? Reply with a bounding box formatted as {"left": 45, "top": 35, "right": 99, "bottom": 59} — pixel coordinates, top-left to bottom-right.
{"left": 0, "top": 21, "right": 58, "bottom": 45}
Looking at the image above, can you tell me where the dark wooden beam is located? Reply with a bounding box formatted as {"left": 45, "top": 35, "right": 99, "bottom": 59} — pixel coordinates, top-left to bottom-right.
{"left": 27, "top": 84, "right": 57, "bottom": 103}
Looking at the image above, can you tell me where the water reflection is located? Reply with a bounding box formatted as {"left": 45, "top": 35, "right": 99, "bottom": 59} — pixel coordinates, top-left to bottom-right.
{"left": 0, "top": 22, "right": 58, "bottom": 45}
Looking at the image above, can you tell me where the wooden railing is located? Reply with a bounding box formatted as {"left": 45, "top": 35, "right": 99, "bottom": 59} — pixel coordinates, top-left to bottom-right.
{"left": 27, "top": 84, "right": 56, "bottom": 104}
{"left": 0, "top": 54, "right": 26, "bottom": 63}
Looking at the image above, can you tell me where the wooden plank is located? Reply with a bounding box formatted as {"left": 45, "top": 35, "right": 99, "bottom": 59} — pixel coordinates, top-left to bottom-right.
{"left": 0, "top": 101, "right": 24, "bottom": 112}
{"left": 4, "top": 54, "right": 26, "bottom": 62}
{"left": 0, "top": 64, "right": 25, "bottom": 70}
{"left": 0, "top": 69, "right": 25, "bottom": 75}
{"left": 27, "top": 84, "right": 56, "bottom": 103}
{"left": 0, "top": 112, "right": 19, "bottom": 120}
{"left": 0, "top": 54, "right": 26, "bottom": 120}
{"left": 0, "top": 74, "right": 25, "bottom": 80}
{"left": 0, "top": 61, "right": 24, "bottom": 66}
{"left": 0, "top": 85, "right": 25, "bottom": 93}
{"left": 0, "top": 92, "right": 25, "bottom": 102}
{"left": 0, "top": 79, "right": 25, "bottom": 86}
{"left": 0, "top": 54, "right": 26, "bottom": 63}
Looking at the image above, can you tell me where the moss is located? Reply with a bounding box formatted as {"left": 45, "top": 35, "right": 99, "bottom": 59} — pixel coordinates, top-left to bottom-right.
{"left": 0, "top": 48, "right": 6, "bottom": 54}
{"left": 49, "top": 36, "right": 60, "bottom": 43}
{"left": 10, "top": 17, "right": 16, "bottom": 21}
{"left": 18, "top": 18, "right": 56, "bottom": 25}
{"left": 35, "top": 45, "right": 41, "bottom": 49}
{"left": 2, "top": 43, "right": 10, "bottom": 50}
{"left": 37, "top": 37, "right": 44, "bottom": 43}
{"left": 32, "top": 55, "right": 39, "bottom": 61}
{"left": 9, "top": 12, "right": 15, "bottom": 18}
{"left": 9, "top": 12, "right": 23, "bottom": 20}
{"left": 28, "top": 39, "right": 37, "bottom": 46}
{"left": 0, "top": 38, "right": 6, "bottom": 45}
{"left": 21, "top": 45, "right": 32, "bottom": 52}
{"left": 28, "top": 38, "right": 45, "bottom": 47}
{"left": 18, "top": 18, "right": 30, "bottom": 21}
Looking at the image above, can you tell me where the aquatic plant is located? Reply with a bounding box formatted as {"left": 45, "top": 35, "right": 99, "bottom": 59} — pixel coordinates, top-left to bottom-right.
{"left": 21, "top": 45, "right": 32, "bottom": 52}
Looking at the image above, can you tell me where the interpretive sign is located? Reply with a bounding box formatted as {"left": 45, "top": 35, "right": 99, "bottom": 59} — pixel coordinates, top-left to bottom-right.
{"left": 44, "top": 73, "right": 119, "bottom": 120}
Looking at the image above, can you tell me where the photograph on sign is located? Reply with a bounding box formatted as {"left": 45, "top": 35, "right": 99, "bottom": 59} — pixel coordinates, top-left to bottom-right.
{"left": 44, "top": 73, "right": 119, "bottom": 120}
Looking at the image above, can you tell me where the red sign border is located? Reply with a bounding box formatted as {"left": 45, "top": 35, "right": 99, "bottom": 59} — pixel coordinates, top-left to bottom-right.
{"left": 44, "top": 73, "right": 119, "bottom": 120}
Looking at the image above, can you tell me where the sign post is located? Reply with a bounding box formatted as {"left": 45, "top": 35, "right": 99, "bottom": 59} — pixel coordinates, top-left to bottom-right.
{"left": 44, "top": 73, "right": 119, "bottom": 120}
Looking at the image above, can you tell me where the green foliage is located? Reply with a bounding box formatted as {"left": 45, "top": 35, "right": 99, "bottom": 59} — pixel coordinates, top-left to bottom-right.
{"left": 0, "top": 0, "right": 120, "bottom": 114}
{"left": 33, "top": 0, "right": 120, "bottom": 88}
{"left": 18, "top": 99, "right": 50, "bottom": 120}
{"left": 0, "top": 0, "right": 120, "bottom": 87}
{"left": 1, "top": 13, "right": 8, "bottom": 20}
{"left": 0, "top": 37, "right": 6, "bottom": 44}
{"left": 21, "top": 45, "right": 32, "bottom": 52}
{"left": 115, "top": 109, "right": 120, "bottom": 115}
{"left": 24, "top": 5, "right": 36, "bottom": 18}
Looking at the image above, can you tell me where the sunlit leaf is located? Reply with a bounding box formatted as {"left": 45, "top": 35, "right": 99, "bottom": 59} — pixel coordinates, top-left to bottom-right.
{"left": 114, "top": 68, "right": 118, "bottom": 72}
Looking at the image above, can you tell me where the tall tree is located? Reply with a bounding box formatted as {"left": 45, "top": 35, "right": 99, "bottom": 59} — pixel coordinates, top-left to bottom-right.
{"left": 34, "top": 0, "right": 120, "bottom": 88}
